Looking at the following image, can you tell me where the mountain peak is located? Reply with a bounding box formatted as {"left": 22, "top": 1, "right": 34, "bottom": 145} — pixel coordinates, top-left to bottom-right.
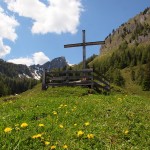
{"left": 100, "top": 7, "right": 150, "bottom": 55}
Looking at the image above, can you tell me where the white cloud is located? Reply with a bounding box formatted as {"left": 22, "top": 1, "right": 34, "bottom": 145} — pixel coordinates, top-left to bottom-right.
{"left": 0, "top": 38, "right": 11, "bottom": 57}
{"left": 33, "top": 52, "right": 50, "bottom": 65}
{"left": 4, "top": 0, "right": 83, "bottom": 34}
{"left": 8, "top": 51, "right": 50, "bottom": 66}
{"left": 0, "top": 6, "right": 19, "bottom": 58}
{"left": 8, "top": 57, "right": 34, "bottom": 66}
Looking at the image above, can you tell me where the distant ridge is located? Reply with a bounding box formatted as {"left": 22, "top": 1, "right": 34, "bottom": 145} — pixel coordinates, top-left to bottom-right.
{"left": 88, "top": 7, "right": 150, "bottom": 92}
{"left": 100, "top": 7, "right": 150, "bottom": 54}
{"left": 29, "top": 56, "right": 68, "bottom": 78}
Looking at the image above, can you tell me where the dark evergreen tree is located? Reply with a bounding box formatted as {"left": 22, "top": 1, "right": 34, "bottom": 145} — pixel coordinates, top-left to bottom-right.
{"left": 113, "top": 69, "right": 125, "bottom": 87}
{"left": 142, "top": 62, "right": 150, "bottom": 91}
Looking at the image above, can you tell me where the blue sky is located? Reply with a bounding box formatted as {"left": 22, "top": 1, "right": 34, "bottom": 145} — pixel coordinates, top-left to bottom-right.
{"left": 0, "top": 0, "right": 149, "bottom": 66}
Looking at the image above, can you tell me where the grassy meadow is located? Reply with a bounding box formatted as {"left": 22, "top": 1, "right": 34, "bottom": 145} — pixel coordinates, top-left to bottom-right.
{"left": 0, "top": 84, "right": 149, "bottom": 149}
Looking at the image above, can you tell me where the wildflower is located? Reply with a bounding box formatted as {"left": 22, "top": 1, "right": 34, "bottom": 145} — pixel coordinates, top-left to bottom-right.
{"left": 64, "top": 104, "right": 67, "bottom": 107}
{"left": 53, "top": 111, "right": 57, "bottom": 115}
{"left": 84, "top": 122, "right": 90, "bottom": 126}
{"left": 124, "top": 130, "right": 129, "bottom": 135}
{"left": 77, "top": 130, "right": 84, "bottom": 137}
{"left": 74, "top": 123, "right": 77, "bottom": 126}
{"left": 117, "top": 98, "right": 122, "bottom": 101}
{"left": 45, "top": 141, "right": 50, "bottom": 145}
{"left": 63, "top": 145, "right": 68, "bottom": 149}
{"left": 87, "top": 134, "right": 94, "bottom": 139}
{"left": 20, "top": 123, "right": 28, "bottom": 128}
{"left": 4, "top": 127, "right": 12, "bottom": 133}
{"left": 50, "top": 145, "right": 56, "bottom": 149}
{"left": 39, "top": 124, "right": 44, "bottom": 127}
{"left": 32, "top": 134, "right": 42, "bottom": 139}
{"left": 15, "top": 127, "right": 20, "bottom": 131}
{"left": 59, "top": 124, "right": 64, "bottom": 128}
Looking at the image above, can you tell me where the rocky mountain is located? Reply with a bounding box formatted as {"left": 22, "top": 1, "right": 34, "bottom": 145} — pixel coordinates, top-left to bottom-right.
{"left": 44, "top": 56, "right": 68, "bottom": 70}
{"left": 89, "top": 7, "right": 150, "bottom": 91}
{"left": 100, "top": 7, "right": 150, "bottom": 54}
{"left": 0, "top": 56, "right": 68, "bottom": 96}
{"left": 0, "top": 56, "right": 68, "bottom": 81}
{"left": 29, "top": 56, "right": 68, "bottom": 79}
{"left": 0, "top": 59, "right": 33, "bottom": 79}
{"left": 0, "top": 59, "right": 38, "bottom": 96}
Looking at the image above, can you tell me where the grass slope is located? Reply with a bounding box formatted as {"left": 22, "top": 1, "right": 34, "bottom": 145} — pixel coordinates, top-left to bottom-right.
{"left": 0, "top": 84, "right": 149, "bottom": 149}
{"left": 121, "top": 67, "right": 150, "bottom": 98}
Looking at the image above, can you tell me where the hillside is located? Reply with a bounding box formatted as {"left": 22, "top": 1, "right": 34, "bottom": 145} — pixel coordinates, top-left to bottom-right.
{"left": 101, "top": 7, "right": 150, "bottom": 54}
{"left": 88, "top": 7, "right": 150, "bottom": 92}
{"left": 0, "top": 59, "right": 38, "bottom": 96}
{"left": 0, "top": 84, "right": 149, "bottom": 149}
{"left": 0, "top": 59, "right": 33, "bottom": 78}
{"left": 0, "top": 56, "right": 69, "bottom": 97}
{"left": 30, "top": 56, "right": 68, "bottom": 76}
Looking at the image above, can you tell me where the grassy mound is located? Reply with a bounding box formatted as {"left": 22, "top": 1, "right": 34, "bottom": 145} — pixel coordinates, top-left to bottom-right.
{"left": 0, "top": 84, "right": 149, "bottom": 149}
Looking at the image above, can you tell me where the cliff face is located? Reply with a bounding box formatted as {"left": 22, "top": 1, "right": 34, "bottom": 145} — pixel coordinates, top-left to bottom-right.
{"left": 100, "top": 7, "right": 150, "bottom": 54}
{"left": 29, "top": 56, "right": 68, "bottom": 79}
{"left": 42, "top": 56, "right": 68, "bottom": 70}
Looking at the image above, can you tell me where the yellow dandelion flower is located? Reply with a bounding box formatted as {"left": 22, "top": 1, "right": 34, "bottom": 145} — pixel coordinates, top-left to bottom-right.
{"left": 53, "top": 111, "right": 57, "bottom": 115}
{"left": 84, "top": 122, "right": 90, "bottom": 126}
{"left": 60, "top": 104, "right": 63, "bottom": 107}
{"left": 50, "top": 145, "right": 56, "bottom": 149}
{"left": 15, "top": 127, "right": 20, "bottom": 131}
{"left": 77, "top": 130, "right": 84, "bottom": 137}
{"left": 117, "top": 98, "right": 122, "bottom": 101}
{"left": 87, "top": 134, "right": 94, "bottom": 139}
{"left": 45, "top": 141, "right": 50, "bottom": 145}
{"left": 20, "top": 123, "right": 28, "bottom": 128}
{"left": 4, "top": 127, "right": 12, "bottom": 133}
{"left": 63, "top": 145, "right": 68, "bottom": 149}
{"left": 66, "top": 111, "right": 68, "bottom": 114}
{"left": 39, "top": 124, "right": 44, "bottom": 127}
{"left": 74, "top": 123, "right": 77, "bottom": 126}
{"left": 124, "top": 130, "right": 129, "bottom": 135}
{"left": 32, "top": 133, "right": 42, "bottom": 139}
{"left": 59, "top": 124, "right": 64, "bottom": 128}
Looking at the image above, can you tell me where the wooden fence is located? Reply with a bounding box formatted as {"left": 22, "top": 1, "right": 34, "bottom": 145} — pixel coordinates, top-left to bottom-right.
{"left": 42, "top": 69, "right": 110, "bottom": 92}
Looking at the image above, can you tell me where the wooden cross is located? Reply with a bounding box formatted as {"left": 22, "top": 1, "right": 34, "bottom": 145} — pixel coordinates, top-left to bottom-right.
{"left": 64, "top": 30, "right": 105, "bottom": 69}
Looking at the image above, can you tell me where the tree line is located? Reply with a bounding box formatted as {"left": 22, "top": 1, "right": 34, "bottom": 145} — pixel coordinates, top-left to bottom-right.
{"left": 0, "top": 74, "right": 38, "bottom": 97}
{"left": 0, "top": 59, "right": 38, "bottom": 97}
{"left": 92, "top": 44, "right": 150, "bottom": 90}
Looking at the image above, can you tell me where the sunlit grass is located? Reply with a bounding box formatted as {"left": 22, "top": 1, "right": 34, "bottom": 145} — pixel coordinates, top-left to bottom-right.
{"left": 0, "top": 84, "right": 149, "bottom": 149}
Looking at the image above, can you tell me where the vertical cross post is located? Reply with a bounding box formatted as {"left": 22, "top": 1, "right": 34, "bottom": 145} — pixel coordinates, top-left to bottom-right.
{"left": 64, "top": 30, "right": 105, "bottom": 70}
{"left": 82, "top": 30, "right": 86, "bottom": 69}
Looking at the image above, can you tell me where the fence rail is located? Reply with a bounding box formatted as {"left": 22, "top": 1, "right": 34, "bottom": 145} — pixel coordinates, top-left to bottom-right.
{"left": 42, "top": 69, "right": 110, "bottom": 92}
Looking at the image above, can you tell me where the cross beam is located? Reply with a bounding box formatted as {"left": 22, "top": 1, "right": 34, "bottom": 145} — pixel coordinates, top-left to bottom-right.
{"left": 64, "top": 30, "right": 105, "bottom": 69}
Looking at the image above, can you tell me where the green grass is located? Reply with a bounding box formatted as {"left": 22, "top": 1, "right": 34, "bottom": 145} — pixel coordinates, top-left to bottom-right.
{"left": 0, "top": 84, "right": 149, "bottom": 149}
{"left": 121, "top": 67, "right": 150, "bottom": 98}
